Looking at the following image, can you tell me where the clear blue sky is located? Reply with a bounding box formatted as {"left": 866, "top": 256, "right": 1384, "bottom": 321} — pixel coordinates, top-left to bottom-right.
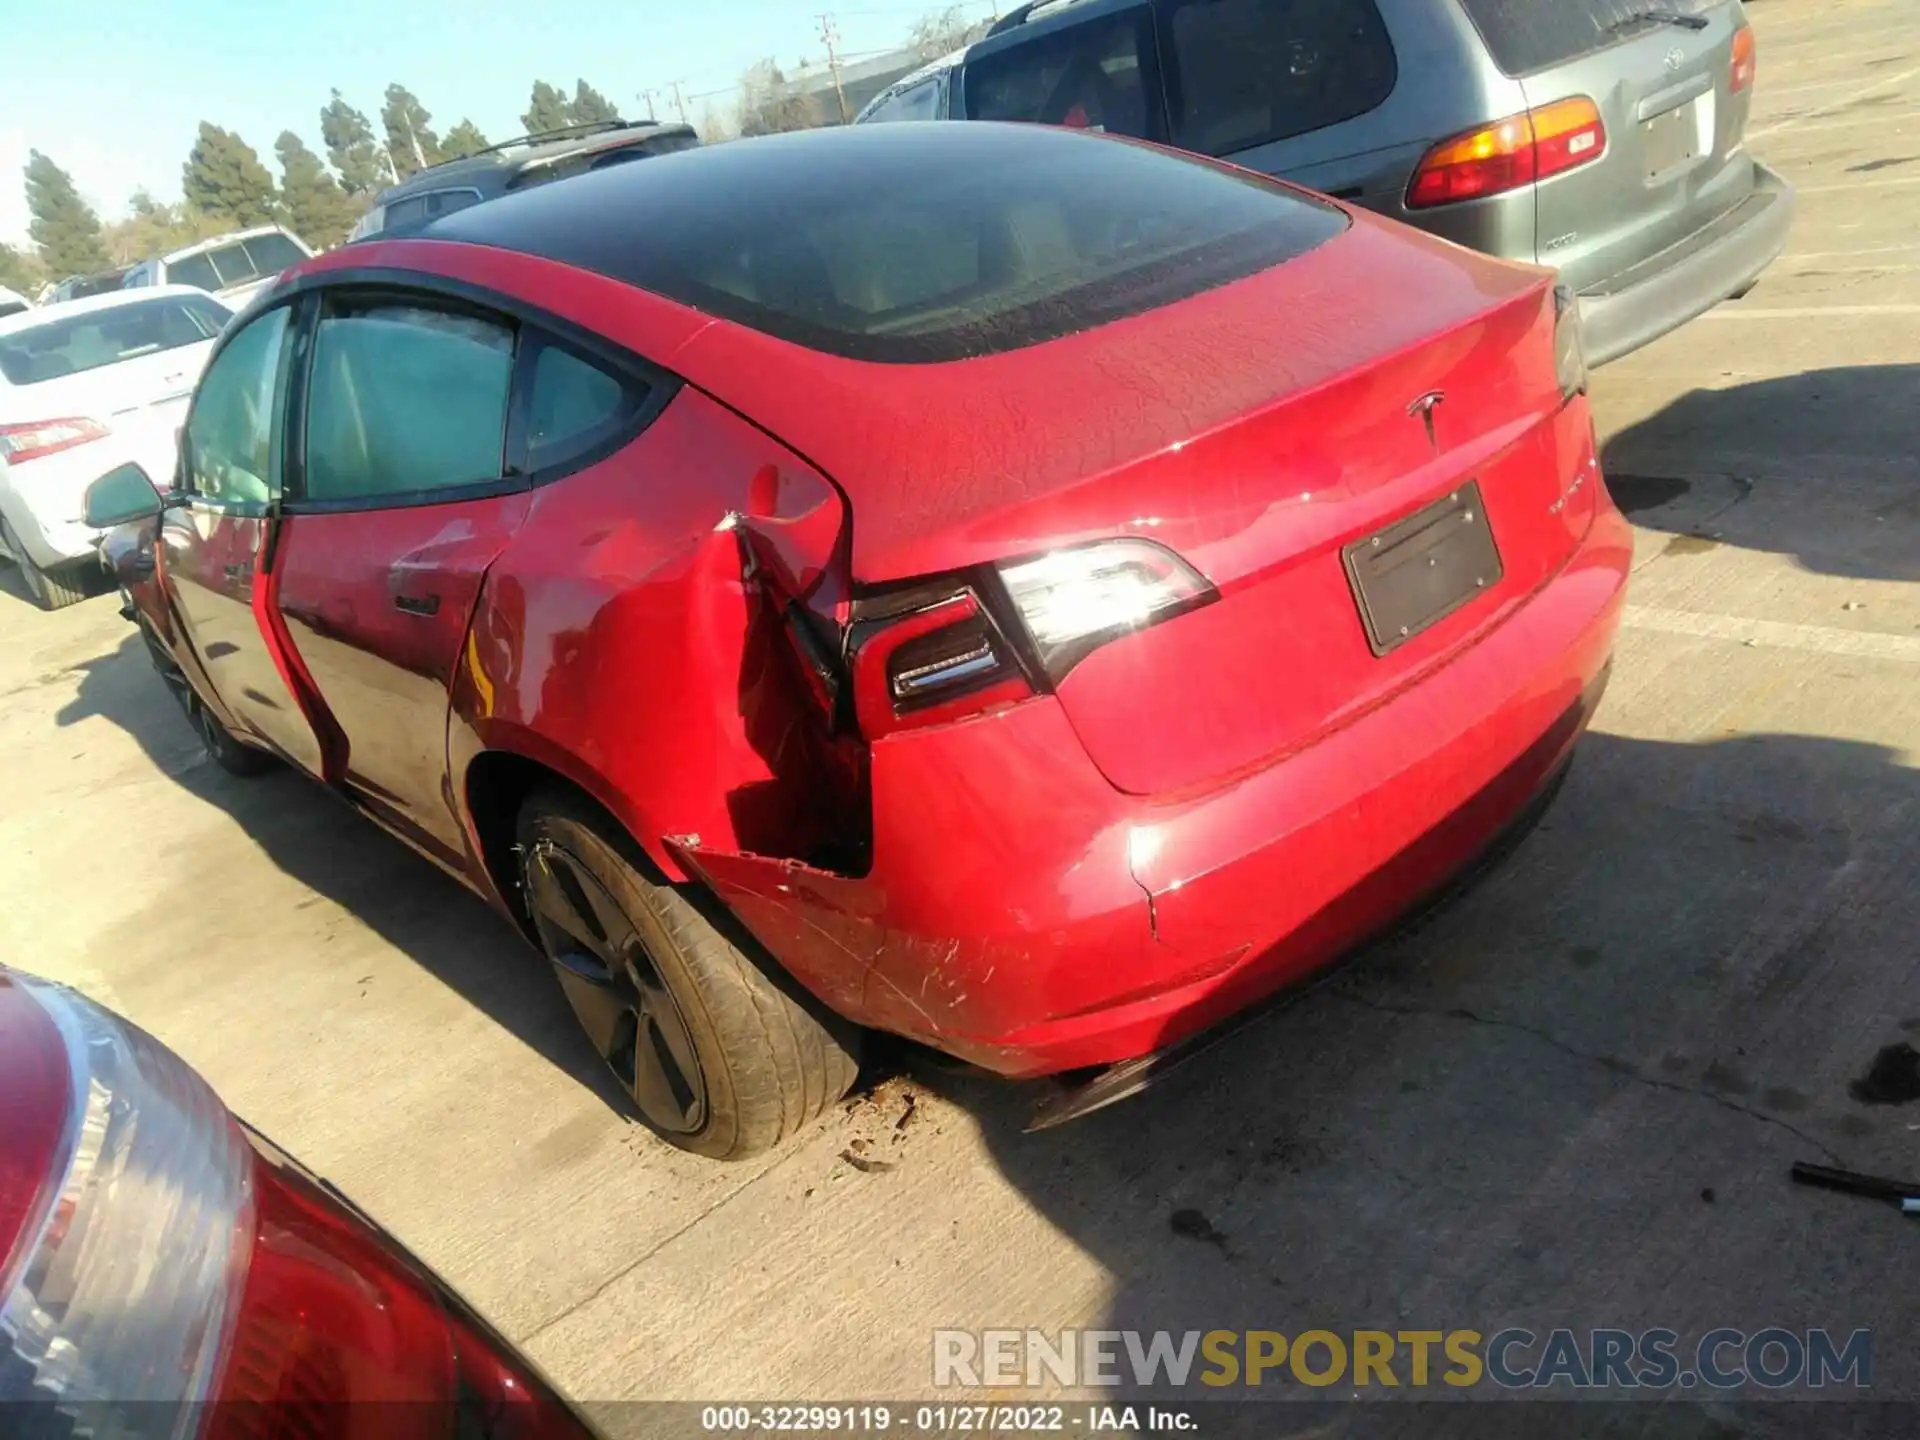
{"left": 2, "top": 0, "right": 994, "bottom": 244}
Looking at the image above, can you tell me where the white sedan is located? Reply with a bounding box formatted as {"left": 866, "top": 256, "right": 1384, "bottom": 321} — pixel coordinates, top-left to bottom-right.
{"left": 0, "top": 286, "right": 232, "bottom": 609}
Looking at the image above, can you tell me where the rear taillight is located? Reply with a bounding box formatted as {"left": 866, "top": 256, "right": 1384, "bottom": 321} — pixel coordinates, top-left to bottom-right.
{"left": 0, "top": 417, "right": 109, "bottom": 465}
{"left": 0, "top": 974, "right": 598, "bottom": 1439}
{"left": 0, "top": 974, "right": 256, "bottom": 1434}
{"left": 848, "top": 539, "right": 1216, "bottom": 740}
{"left": 1406, "top": 98, "right": 1606, "bottom": 210}
{"left": 1730, "top": 26, "right": 1757, "bottom": 93}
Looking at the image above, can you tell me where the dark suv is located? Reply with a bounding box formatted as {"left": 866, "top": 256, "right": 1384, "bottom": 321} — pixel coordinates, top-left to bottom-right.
{"left": 855, "top": 0, "right": 1791, "bottom": 365}
{"left": 349, "top": 119, "right": 701, "bottom": 242}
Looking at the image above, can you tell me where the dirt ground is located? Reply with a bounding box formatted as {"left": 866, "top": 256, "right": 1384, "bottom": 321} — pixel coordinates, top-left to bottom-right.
{"left": 3, "top": 0, "right": 1917, "bottom": 1428}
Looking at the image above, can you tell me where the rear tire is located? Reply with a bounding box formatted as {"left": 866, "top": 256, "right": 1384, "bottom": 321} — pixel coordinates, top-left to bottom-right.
{"left": 516, "top": 788, "right": 860, "bottom": 1159}
{"left": 1, "top": 520, "right": 88, "bottom": 611}
{"left": 189, "top": 694, "right": 276, "bottom": 776}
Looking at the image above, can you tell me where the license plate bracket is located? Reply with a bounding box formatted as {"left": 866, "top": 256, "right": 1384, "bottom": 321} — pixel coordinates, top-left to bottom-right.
{"left": 1342, "top": 482, "right": 1502, "bottom": 657}
{"left": 1641, "top": 97, "right": 1701, "bottom": 180}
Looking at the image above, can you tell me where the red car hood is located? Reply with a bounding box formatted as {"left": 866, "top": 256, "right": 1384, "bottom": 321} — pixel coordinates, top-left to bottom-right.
{"left": 665, "top": 209, "right": 1551, "bottom": 584}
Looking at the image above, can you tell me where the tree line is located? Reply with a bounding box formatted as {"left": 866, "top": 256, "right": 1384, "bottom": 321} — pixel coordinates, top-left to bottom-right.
{"left": 0, "top": 77, "right": 626, "bottom": 294}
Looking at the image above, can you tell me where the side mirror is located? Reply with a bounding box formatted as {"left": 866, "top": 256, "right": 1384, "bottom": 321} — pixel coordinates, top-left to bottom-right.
{"left": 83, "top": 463, "right": 165, "bottom": 531}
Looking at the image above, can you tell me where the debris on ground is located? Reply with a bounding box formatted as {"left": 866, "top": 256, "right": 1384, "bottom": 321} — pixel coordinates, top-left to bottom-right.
{"left": 1169, "top": 1207, "right": 1228, "bottom": 1252}
{"left": 1850, "top": 1043, "right": 1920, "bottom": 1106}
{"left": 839, "top": 1148, "right": 898, "bottom": 1175}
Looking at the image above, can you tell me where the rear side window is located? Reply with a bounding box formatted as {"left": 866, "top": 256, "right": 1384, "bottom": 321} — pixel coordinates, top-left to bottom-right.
{"left": 1459, "top": 0, "right": 1719, "bottom": 75}
{"left": 381, "top": 195, "right": 431, "bottom": 231}
{"left": 303, "top": 300, "right": 514, "bottom": 503}
{"left": 0, "top": 294, "right": 231, "bottom": 385}
{"left": 865, "top": 79, "right": 945, "bottom": 124}
{"left": 1160, "top": 0, "right": 1397, "bottom": 156}
{"left": 964, "top": 10, "right": 1163, "bottom": 141}
{"left": 166, "top": 253, "right": 221, "bottom": 292}
{"left": 522, "top": 338, "right": 650, "bottom": 472}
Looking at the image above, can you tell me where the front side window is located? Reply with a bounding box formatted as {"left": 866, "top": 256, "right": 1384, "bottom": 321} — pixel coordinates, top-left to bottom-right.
{"left": 183, "top": 306, "right": 292, "bottom": 508}
{"left": 1160, "top": 0, "right": 1397, "bottom": 156}
{"left": 302, "top": 299, "right": 514, "bottom": 504}
{"left": 964, "top": 10, "right": 1161, "bottom": 140}
{"left": 865, "top": 79, "right": 944, "bottom": 124}
{"left": 0, "top": 294, "right": 232, "bottom": 386}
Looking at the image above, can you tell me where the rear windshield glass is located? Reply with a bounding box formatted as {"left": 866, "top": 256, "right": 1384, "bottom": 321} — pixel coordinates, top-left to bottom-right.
{"left": 442, "top": 125, "right": 1348, "bottom": 363}
{"left": 1460, "top": 0, "right": 1723, "bottom": 75}
{"left": 0, "top": 294, "right": 231, "bottom": 385}
{"left": 172, "top": 234, "right": 306, "bottom": 291}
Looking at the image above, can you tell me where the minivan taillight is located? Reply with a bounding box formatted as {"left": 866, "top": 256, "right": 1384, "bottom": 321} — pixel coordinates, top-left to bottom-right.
{"left": 848, "top": 539, "right": 1216, "bottom": 741}
{"left": 1406, "top": 98, "right": 1607, "bottom": 210}
{"left": 1730, "top": 26, "right": 1757, "bottom": 93}
{"left": 0, "top": 417, "right": 109, "bottom": 465}
{"left": 0, "top": 973, "right": 596, "bottom": 1439}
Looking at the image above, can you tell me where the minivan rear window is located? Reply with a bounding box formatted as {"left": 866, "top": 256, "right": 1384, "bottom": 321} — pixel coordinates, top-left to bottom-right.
{"left": 437, "top": 124, "right": 1348, "bottom": 364}
{"left": 1460, "top": 0, "right": 1722, "bottom": 76}
{"left": 1161, "top": 0, "right": 1397, "bottom": 157}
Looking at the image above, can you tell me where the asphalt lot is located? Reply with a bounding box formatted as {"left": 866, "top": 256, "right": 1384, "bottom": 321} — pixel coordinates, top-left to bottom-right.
{"left": 4, "top": 0, "right": 1918, "bottom": 1425}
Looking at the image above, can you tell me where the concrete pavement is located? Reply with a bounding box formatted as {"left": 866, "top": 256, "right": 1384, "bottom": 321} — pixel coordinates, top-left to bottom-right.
{"left": 3, "top": 0, "right": 1917, "bottom": 1426}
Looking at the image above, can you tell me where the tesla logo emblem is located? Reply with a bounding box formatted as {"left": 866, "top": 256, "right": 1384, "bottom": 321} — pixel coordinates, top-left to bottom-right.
{"left": 1408, "top": 390, "right": 1445, "bottom": 452}
{"left": 1665, "top": 47, "right": 1685, "bottom": 71}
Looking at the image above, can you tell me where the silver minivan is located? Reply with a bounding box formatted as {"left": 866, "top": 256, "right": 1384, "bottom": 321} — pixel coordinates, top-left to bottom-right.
{"left": 856, "top": 0, "right": 1791, "bottom": 365}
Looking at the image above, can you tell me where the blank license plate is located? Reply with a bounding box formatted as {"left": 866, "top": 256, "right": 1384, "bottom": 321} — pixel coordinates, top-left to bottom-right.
{"left": 1642, "top": 97, "right": 1703, "bottom": 179}
{"left": 1342, "top": 483, "right": 1502, "bottom": 657}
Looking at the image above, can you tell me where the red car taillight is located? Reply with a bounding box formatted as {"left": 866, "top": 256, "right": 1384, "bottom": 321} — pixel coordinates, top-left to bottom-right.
{"left": 1730, "top": 25, "right": 1757, "bottom": 93}
{"left": 0, "top": 974, "right": 596, "bottom": 1439}
{"left": 0, "top": 417, "right": 109, "bottom": 465}
{"left": 849, "top": 539, "right": 1216, "bottom": 740}
{"left": 1405, "top": 97, "right": 1606, "bottom": 210}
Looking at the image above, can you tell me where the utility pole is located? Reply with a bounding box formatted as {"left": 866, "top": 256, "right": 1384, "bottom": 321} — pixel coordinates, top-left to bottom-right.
{"left": 670, "top": 80, "right": 688, "bottom": 123}
{"left": 819, "top": 13, "right": 851, "bottom": 125}
{"left": 401, "top": 110, "right": 427, "bottom": 172}
{"left": 639, "top": 88, "right": 659, "bottom": 122}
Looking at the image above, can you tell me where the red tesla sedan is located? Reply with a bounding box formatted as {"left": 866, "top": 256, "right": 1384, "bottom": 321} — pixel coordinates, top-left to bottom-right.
{"left": 0, "top": 968, "right": 597, "bottom": 1435}
{"left": 93, "top": 122, "right": 1630, "bottom": 1158}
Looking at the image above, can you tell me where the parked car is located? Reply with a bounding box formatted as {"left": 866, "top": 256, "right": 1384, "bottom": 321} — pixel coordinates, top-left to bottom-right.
{"left": 0, "top": 287, "right": 30, "bottom": 321}
{"left": 348, "top": 119, "right": 702, "bottom": 243}
{"left": 96, "top": 122, "right": 1629, "bottom": 1158}
{"left": 855, "top": 0, "right": 1791, "bottom": 366}
{"left": 41, "top": 268, "right": 133, "bottom": 305}
{"left": 0, "top": 286, "right": 232, "bottom": 609}
{"left": 121, "top": 225, "right": 314, "bottom": 311}
{"left": 0, "top": 967, "right": 600, "bottom": 1436}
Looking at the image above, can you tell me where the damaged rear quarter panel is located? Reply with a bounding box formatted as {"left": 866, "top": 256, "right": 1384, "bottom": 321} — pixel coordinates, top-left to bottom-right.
{"left": 447, "top": 386, "right": 852, "bottom": 885}
{"left": 671, "top": 697, "right": 1162, "bottom": 1067}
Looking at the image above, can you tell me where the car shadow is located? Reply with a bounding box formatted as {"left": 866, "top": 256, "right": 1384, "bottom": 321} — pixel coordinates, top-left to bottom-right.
{"left": 1600, "top": 364, "right": 1920, "bottom": 582}
{"left": 910, "top": 728, "right": 1920, "bottom": 1420}
{"left": 51, "top": 629, "right": 636, "bottom": 1116}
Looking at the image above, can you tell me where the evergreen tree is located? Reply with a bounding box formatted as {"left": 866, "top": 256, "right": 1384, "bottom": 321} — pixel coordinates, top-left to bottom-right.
{"left": 441, "top": 119, "right": 492, "bottom": 160}
{"left": 522, "top": 80, "right": 573, "bottom": 135}
{"left": 275, "top": 131, "right": 358, "bottom": 248}
{"left": 569, "top": 79, "right": 622, "bottom": 126}
{"left": 381, "top": 84, "right": 443, "bottom": 180}
{"left": 182, "top": 123, "right": 279, "bottom": 227}
{"left": 24, "top": 151, "right": 110, "bottom": 277}
{"left": 321, "top": 89, "right": 385, "bottom": 195}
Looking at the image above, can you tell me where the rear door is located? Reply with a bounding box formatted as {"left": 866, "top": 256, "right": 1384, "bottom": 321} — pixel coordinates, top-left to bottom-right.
{"left": 1458, "top": 0, "right": 1755, "bottom": 290}
{"left": 272, "top": 290, "right": 530, "bottom": 864}
{"left": 162, "top": 301, "right": 329, "bottom": 774}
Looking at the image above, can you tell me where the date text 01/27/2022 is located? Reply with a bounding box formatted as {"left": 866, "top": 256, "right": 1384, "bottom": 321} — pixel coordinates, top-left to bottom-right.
{"left": 698, "top": 1404, "right": 1195, "bottom": 1433}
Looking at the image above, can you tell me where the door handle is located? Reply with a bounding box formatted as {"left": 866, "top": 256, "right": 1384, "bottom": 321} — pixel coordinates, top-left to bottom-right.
{"left": 393, "top": 593, "right": 441, "bottom": 616}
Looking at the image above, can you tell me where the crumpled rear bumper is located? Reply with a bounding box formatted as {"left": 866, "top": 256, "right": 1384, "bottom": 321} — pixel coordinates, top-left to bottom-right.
{"left": 673, "top": 504, "right": 1632, "bottom": 1078}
